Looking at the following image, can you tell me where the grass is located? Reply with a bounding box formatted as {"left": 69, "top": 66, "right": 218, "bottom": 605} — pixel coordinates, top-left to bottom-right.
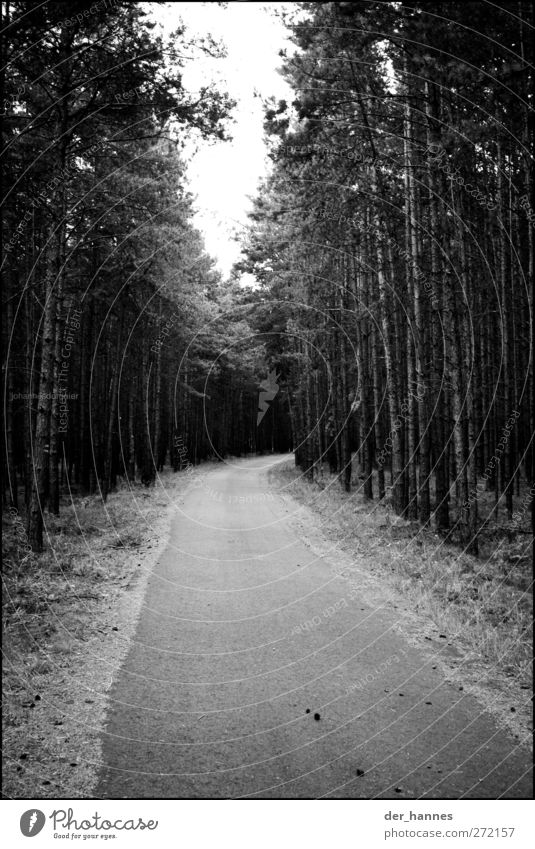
{"left": 269, "top": 460, "right": 533, "bottom": 691}
{"left": 3, "top": 456, "right": 531, "bottom": 796}
{"left": 2, "top": 468, "right": 194, "bottom": 799}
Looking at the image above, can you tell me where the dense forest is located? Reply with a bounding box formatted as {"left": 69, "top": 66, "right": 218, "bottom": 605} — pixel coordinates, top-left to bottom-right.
{"left": 1, "top": 0, "right": 290, "bottom": 552}
{"left": 240, "top": 0, "right": 534, "bottom": 555}
{"left": 2, "top": 0, "right": 533, "bottom": 559}
{"left": 2, "top": 0, "right": 533, "bottom": 807}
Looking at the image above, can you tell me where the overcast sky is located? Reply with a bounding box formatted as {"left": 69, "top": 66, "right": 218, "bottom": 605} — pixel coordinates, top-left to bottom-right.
{"left": 147, "top": 2, "right": 296, "bottom": 279}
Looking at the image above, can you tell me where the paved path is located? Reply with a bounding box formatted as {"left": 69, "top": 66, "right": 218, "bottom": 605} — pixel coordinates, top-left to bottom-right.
{"left": 97, "top": 456, "right": 532, "bottom": 799}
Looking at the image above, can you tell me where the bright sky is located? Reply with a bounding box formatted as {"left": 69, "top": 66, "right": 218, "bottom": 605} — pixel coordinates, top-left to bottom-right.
{"left": 147, "top": 1, "right": 296, "bottom": 279}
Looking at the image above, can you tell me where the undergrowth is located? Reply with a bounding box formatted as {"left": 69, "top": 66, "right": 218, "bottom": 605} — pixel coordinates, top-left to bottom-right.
{"left": 270, "top": 460, "right": 533, "bottom": 687}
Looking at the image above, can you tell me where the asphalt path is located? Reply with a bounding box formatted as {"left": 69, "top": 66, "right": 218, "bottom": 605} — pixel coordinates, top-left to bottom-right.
{"left": 96, "top": 455, "right": 532, "bottom": 799}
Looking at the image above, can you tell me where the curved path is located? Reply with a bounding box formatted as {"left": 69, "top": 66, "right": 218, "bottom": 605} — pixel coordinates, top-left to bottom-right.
{"left": 97, "top": 455, "right": 532, "bottom": 799}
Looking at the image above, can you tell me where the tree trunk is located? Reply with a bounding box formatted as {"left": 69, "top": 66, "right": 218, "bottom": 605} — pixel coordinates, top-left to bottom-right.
{"left": 28, "top": 258, "right": 56, "bottom": 551}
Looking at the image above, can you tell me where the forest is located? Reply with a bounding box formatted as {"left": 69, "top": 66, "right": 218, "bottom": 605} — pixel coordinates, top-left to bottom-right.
{"left": 1, "top": 0, "right": 534, "bottom": 807}
{"left": 2, "top": 0, "right": 290, "bottom": 554}
{"left": 241, "top": 0, "right": 534, "bottom": 556}
{"left": 2, "top": 0, "right": 533, "bottom": 559}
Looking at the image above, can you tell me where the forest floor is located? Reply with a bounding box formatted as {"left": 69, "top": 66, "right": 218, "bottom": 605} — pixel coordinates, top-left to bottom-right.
{"left": 2, "top": 463, "right": 220, "bottom": 799}
{"left": 2, "top": 455, "right": 532, "bottom": 799}
{"left": 268, "top": 460, "right": 533, "bottom": 742}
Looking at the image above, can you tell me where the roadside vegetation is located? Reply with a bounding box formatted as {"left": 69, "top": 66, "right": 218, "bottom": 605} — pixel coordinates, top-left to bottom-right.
{"left": 270, "top": 459, "right": 533, "bottom": 738}
{"left": 2, "top": 468, "right": 197, "bottom": 798}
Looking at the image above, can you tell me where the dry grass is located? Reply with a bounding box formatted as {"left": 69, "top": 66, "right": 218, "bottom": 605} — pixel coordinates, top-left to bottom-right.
{"left": 2, "top": 469, "right": 195, "bottom": 799}
{"left": 3, "top": 458, "right": 531, "bottom": 796}
{"left": 269, "top": 460, "right": 533, "bottom": 690}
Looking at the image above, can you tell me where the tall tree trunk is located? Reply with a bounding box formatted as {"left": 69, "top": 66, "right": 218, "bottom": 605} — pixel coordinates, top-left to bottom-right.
{"left": 5, "top": 293, "right": 18, "bottom": 508}
{"left": 371, "top": 172, "right": 406, "bottom": 515}
{"left": 28, "top": 258, "right": 56, "bottom": 551}
{"left": 372, "top": 322, "right": 385, "bottom": 499}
